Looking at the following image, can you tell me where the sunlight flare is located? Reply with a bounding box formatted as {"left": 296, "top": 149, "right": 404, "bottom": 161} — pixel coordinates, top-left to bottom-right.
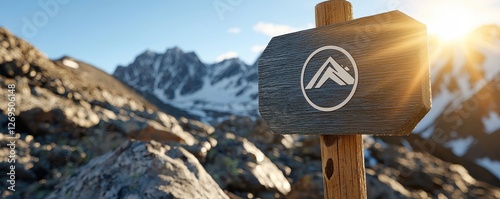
{"left": 411, "top": 0, "right": 499, "bottom": 42}
{"left": 428, "top": 4, "right": 475, "bottom": 41}
{"left": 429, "top": 1, "right": 479, "bottom": 41}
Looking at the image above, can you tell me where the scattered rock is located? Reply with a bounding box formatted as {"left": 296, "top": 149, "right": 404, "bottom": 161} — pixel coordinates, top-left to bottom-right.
{"left": 365, "top": 141, "right": 500, "bottom": 198}
{"left": 109, "top": 118, "right": 195, "bottom": 145}
{"left": 205, "top": 132, "right": 291, "bottom": 198}
{"left": 366, "top": 171, "right": 417, "bottom": 199}
{"left": 17, "top": 108, "right": 69, "bottom": 135}
{"left": 297, "top": 135, "right": 321, "bottom": 159}
{"left": 0, "top": 133, "right": 88, "bottom": 199}
{"left": 127, "top": 120, "right": 187, "bottom": 143}
{"left": 285, "top": 173, "right": 323, "bottom": 199}
{"left": 0, "top": 60, "right": 30, "bottom": 78}
{"left": 47, "top": 141, "right": 229, "bottom": 199}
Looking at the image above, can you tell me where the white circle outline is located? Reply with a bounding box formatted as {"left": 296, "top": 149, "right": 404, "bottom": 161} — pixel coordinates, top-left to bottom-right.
{"left": 300, "top": 46, "right": 359, "bottom": 112}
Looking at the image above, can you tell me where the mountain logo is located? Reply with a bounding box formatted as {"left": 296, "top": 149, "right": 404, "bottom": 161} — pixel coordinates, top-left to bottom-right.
{"left": 305, "top": 57, "right": 355, "bottom": 89}
{"left": 300, "top": 46, "right": 359, "bottom": 112}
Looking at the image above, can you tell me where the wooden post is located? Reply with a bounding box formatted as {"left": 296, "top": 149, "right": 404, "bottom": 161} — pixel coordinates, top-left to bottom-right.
{"left": 260, "top": 0, "right": 430, "bottom": 197}
{"left": 316, "top": 1, "right": 367, "bottom": 198}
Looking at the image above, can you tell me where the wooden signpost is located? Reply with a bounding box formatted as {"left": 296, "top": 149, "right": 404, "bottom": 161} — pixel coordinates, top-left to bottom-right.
{"left": 258, "top": 0, "right": 431, "bottom": 198}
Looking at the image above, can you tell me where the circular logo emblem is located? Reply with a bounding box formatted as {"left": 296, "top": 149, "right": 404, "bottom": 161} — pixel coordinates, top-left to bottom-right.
{"left": 300, "top": 46, "right": 358, "bottom": 112}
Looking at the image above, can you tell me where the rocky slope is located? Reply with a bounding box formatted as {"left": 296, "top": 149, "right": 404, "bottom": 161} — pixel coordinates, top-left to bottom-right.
{"left": 0, "top": 27, "right": 201, "bottom": 198}
{"left": 1, "top": 26, "right": 500, "bottom": 199}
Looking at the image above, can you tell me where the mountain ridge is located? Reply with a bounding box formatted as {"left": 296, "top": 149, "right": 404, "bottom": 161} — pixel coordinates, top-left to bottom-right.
{"left": 113, "top": 47, "right": 259, "bottom": 122}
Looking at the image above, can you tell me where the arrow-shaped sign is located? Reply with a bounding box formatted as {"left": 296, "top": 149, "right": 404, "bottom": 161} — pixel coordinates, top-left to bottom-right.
{"left": 259, "top": 11, "right": 431, "bottom": 135}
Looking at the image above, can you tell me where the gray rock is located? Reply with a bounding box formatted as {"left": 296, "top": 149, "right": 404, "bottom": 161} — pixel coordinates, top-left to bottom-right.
{"left": 17, "top": 108, "right": 69, "bottom": 135}
{"left": 0, "top": 61, "right": 30, "bottom": 78}
{"left": 365, "top": 140, "right": 500, "bottom": 198}
{"left": 285, "top": 173, "right": 323, "bottom": 199}
{"left": 47, "top": 141, "right": 229, "bottom": 199}
{"left": 0, "top": 133, "right": 88, "bottom": 199}
{"left": 366, "top": 170, "right": 415, "bottom": 199}
{"left": 205, "top": 132, "right": 291, "bottom": 198}
{"left": 108, "top": 118, "right": 195, "bottom": 145}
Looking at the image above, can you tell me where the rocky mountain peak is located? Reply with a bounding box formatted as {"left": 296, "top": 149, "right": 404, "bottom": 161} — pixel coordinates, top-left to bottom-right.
{"left": 165, "top": 46, "right": 183, "bottom": 55}
{"left": 137, "top": 49, "right": 157, "bottom": 60}
{"left": 113, "top": 47, "right": 258, "bottom": 121}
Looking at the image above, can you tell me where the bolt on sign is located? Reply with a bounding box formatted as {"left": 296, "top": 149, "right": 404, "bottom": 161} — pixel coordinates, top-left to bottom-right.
{"left": 259, "top": 11, "right": 431, "bottom": 135}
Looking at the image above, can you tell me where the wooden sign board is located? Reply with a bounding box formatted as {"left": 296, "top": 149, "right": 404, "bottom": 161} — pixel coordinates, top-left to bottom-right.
{"left": 258, "top": 11, "right": 431, "bottom": 135}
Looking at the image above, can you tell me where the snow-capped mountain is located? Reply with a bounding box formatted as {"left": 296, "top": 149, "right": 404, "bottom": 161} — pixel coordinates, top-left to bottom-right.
{"left": 383, "top": 25, "right": 500, "bottom": 186}
{"left": 113, "top": 47, "right": 258, "bottom": 122}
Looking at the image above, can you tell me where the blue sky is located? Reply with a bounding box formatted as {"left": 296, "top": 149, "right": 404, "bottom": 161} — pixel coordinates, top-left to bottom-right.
{"left": 1, "top": 0, "right": 499, "bottom": 74}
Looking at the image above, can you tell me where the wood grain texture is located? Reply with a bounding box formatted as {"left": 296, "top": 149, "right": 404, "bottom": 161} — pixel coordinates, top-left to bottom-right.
{"left": 316, "top": 0, "right": 352, "bottom": 27}
{"left": 258, "top": 9, "right": 431, "bottom": 136}
{"left": 316, "top": 1, "right": 367, "bottom": 199}
{"left": 320, "top": 135, "right": 366, "bottom": 199}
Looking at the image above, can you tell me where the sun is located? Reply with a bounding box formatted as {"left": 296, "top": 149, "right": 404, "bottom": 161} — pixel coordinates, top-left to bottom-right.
{"left": 429, "top": 6, "right": 476, "bottom": 41}
{"left": 425, "top": 2, "right": 478, "bottom": 42}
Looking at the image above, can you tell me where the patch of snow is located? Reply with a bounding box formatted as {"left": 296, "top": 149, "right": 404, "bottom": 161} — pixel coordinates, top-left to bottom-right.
{"left": 118, "top": 49, "right": 260, "bottom": 122}
{"left": 124, "top": 69, "right": 131, "bottom": 82}
{"left": 153, "top": 57, "right": 161, "bottom": 74}
{"left": 364, "top": 149, "right": 377, "bottom": 167}
{"left": 420, "top": 126, "right": 435, "bottom": 139}
{"left": 476, "top": 157, "right": 500, "bottom": 180}
{"left": 188, "top": 109, "right": 207, "bottom": 118}
{"left": 477, "top": 39, "right": 500, "bottom": 81}
{"left": 153, "top": 58, "right": 164, "bottom": 89}
{"left": 375, "top": 138, "right": 389, "bottom": 148}
{"left": 187, "top": 62, "right": 196, "bottom": 77}
{"left": 211, "top": 61, "right": 229, "bottom": 75}
{"left": 444, "top": 135, "right": 474, "bottom": 157}
{"left": 482, "top": 111, "right": 500, "bottom": 134}
{"left": 455, "top": 73, "right": 474, "bottom": 100}
{"left": 451, "top": 47, "right": 466, "bottom": 75}
{"left": 418, "top": 38, "right": 500, "bottom": 138}
{"left": 414, "top": 86, "right": 455, "bottom": 133}
{"left": 62, "top": 59, "right": 79, "bottom": 69}
{"left": 362, "top": 135, "right": 375, "bottom": 145}
{"left": 429, "top": 55, "right": 448, "bottom": 82}
{"left": 172, "top": 74, "right": 256, "bottom": 106}
{"left": 401, "top": 139, "right": 413, "bottom": 151}
{"left": 132, "top": 67, "right": 139, "bottom": 78}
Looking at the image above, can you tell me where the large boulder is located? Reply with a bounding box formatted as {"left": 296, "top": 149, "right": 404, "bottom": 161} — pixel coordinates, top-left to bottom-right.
{"left": 205, "top": 132, "right": 291, "bottom": 198}
{"left": 47, "top": 141, "right": 229, "bottom": 199}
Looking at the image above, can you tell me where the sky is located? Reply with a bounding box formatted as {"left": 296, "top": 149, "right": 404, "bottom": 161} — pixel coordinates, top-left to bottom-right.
{"left": 1, "top": 0, "right": 499, "bottom": 74}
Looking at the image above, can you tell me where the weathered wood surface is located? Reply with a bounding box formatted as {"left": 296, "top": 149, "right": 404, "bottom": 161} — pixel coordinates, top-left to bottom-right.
{"left": 258, "top": 10, "right": 431, "bottom": 135}
{"left": 315, "top": 1, "right": 366, "bottom": 198}
{"left": 321, "top": 134, "right": 365, "bottom": 199}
